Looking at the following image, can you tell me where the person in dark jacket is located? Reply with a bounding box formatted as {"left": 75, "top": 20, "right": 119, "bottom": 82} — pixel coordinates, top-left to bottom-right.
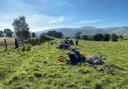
{"left": 67, "top": 52, "right": 78, "bottom": 64}
{"left": 67, "top": 50, "right": 82, "bottom": 64}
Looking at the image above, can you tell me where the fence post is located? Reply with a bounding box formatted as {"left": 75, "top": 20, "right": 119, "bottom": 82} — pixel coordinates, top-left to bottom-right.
{"left": 4, "top": 39, "right": 7, "bottom": 51}
{"left": 76, "top": 39, "right": 79, "bottom": 45}
{"left": 15, "top": 38, "right": 19, "bottom": 48}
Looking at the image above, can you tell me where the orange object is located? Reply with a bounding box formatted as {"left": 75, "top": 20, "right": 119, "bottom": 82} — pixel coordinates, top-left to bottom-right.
{"left": 58, "top": 56, "right": 65, "bottom": 62}
{"left": 80, "top": 51, "right": 85, "bottom": 56}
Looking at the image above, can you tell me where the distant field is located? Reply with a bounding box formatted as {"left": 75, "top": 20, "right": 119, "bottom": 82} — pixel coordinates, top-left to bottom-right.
{"left": 0, "top": 37, "right": 15, "bottom": 46}
{"left": 0, "top": 40, "right": 128, "bottom": 89}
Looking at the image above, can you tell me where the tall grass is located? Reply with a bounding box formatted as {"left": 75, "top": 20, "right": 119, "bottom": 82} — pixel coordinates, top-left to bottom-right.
{"left": 0, "top": 37, "right": 15, "bottom": 46}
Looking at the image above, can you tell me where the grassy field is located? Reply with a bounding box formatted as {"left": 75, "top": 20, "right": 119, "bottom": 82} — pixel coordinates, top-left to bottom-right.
{"left": 0, "top": 40, "right": 128, "bottom": 89}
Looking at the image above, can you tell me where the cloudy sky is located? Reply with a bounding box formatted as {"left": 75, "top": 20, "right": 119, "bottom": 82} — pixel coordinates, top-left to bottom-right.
{"left": 0, "top": 0, "right": 128, "bottom": 32}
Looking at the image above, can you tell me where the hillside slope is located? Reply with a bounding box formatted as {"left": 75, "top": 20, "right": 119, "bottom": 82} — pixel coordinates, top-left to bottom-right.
{"left": 0, "top": 40, "right": 128, "bottom": 89}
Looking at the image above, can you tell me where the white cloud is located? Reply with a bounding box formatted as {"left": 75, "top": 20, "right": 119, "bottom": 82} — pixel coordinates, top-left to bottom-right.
{"left": 0, "top": 0, "right": 66, "bottom": 31}
{"left": 0, "top": 13, "right": 106, "bottom": 32}
{"left": 77, "top": 19, "right": 106, "bottom": 24}
{"left": 0, "top": 22, "right": 12, "bottom": 30}
{"left": 49, "top": 20, "right": 57, "bottom": 23}
{"left": 48, "top": 16, "right": 65, "bottom": 23}
{"left": 0, "top": 15, "right": 14, "bottom": 30}
{"left": 58, "top": 16, "right": 65, "bottom": 22}
{"left": 0, "top": 0, "right": 107, "bottom": 32}
{"left": 26, "top": 15, "right": 66, "bottom": 31}
{"left": 0, "top": 13, "right": 66, "bottom": 32}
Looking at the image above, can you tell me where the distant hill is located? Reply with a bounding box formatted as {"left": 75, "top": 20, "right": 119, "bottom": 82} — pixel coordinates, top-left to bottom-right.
{"left": 51, "top": 26, "right": 105, "bottom": 36}
{"left": 102, "top": 26, "right": 128, "bottom": 35}
{"left": 114, "top": 27, "right": 128, "bottom": 36}
{"left": 101, "top": 27, "right": 120, "bottom": 33}
{"left": 35, "top": 26, "right": 128, "bottom": 37}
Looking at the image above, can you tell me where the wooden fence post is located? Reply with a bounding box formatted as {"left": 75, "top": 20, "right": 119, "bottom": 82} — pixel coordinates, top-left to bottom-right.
{"left": 15, "top": 38, "right": 19, "bottom": 48}
{"left": 4, "top": 39, "right": 7, "bottom": 51}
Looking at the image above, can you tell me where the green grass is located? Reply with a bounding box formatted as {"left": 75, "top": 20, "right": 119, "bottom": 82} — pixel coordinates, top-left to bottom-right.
{"left": 0, "top": 40, "right": 128, "bottom": 89}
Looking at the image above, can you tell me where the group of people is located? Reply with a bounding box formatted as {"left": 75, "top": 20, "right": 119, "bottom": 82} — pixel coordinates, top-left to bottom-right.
{"left": 57, "top": 39, "right": 104, "bottom": 65}
{"left": 58, "top": 38, "right": 80, "bottom": 50}
{"left": 58, "top": 48, "right": 85, "bottom": 64}
{"left": 58, "top": 38, "right": 86, "bottom": 64}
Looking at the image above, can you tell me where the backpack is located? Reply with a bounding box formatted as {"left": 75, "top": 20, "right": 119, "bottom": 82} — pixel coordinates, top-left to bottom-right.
{"left": 87, "top": 55, "right": 103, "bottom": 64}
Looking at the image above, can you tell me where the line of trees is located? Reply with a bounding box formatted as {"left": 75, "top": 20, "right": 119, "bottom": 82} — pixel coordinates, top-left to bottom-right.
{"left": 0, "top": 31, "right": 3, "bottom": 37}
{"left": 30, "top": 34, "right": 54, "bottom": 46}
{"left": 75, "top": 32, "right": 123, "bottom": 42}
{"left": 30, "top": 30, "right": 63, "bottom": 46}
{"left": 44, "top": 30, "right": 64, "bottom": 38}
{"left": 1, "top": 16, "right": 64, "bottom": 48}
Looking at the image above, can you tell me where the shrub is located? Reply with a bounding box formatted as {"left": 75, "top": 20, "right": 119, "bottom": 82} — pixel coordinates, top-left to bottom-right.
{"left": 111, "top": 33, "right": 118, "bottom": 41}
{"left": 20, "top": 44, "right": 32, "bottom": 52}
{"left": 25, "top": 44, "right": 31, "bottom": 51}
{"left": 30, "top": 38, "right": 41, "bottom": 46}
{"left": 103, "top": 33, "right": 110, "bottom": 41}
{"left": 21, "top": 46, "right": 25, "bottom": 52}
{"left": 40, "top": 34, "right": 54, "bottom": 42}
{"left": 34, "top": 72, "right": 42, "bottom": 78}
{"left": 45, "top": 30, "right": 64, "bottom": 38}
{"left": 81, "top": 35, "right": 88, "bottom": 40}
{"left": 95, "top": 83, "right": 103, "bottom": 89}
{"left": 93, "top": 34, "right": 104, "bottom": 41}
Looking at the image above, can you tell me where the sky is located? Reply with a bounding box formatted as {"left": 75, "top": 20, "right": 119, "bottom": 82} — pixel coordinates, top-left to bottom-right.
{"left": 0, "top": 0, "right": 128, "bottom": 32}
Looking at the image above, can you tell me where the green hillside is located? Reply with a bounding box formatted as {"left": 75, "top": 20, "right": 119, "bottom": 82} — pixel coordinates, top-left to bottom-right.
{"left": 0, "top": 40, "right": 128, "bottom": 89}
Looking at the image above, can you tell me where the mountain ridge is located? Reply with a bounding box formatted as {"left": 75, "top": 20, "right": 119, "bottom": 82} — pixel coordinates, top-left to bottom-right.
{"left": 35, "top": 26, "right": 128, "bottom": 37}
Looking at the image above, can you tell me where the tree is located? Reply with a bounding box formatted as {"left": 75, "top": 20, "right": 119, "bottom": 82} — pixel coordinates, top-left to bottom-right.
{"left": 57, "top": 32, "right": 64, "bottom": 38}
{"left": 103, "top": 33, "right": 110, "bottom": 41}
{"left": 40, "top": 34, "right": 54, "bottom": 42}
{"left": 111, "top": 33, "right": 118, "bottom": 41}
{"left": 4, "top": 29, "right": 13, "bottom": 37}
{"left": 74, "top": 32, "right": 82, "bottom": 39}
{"left": 0, "top": 30, "right": 3, "bottom": 37}
{"left": 12, "top": 16, "right": 30, "bottom": 43}
{"left": 75, "top": 32, "right": 82, "bottom": 36}
{"left": 93, "top": 33, "right": 104, "bottom": 41}
{"left": 32, "top": 32, "right": 36, "bottom": 38}
{"left": 45, "top": 30, "right": 56, "bottom": 37}
{"left": 119, "top": 35, "right": 124, "bottom": 39}
{"left": 81, "top": 35, "right": 88, "bottom": 40}
{"left": 45, "top": 30, "right": 64, "bottom": 38}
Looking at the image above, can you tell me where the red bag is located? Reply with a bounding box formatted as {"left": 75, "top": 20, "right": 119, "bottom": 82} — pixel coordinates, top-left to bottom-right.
{"left": 58, "top": 56, "right": 65, "bottom": 62}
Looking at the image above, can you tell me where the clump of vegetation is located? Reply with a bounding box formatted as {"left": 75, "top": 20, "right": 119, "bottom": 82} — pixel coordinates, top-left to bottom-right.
{"left": 44, "top": 30, "right": 64, "bottom": 38}
{"left": 96, "top": 64, "right": 124, "bottom": 75}
{"left": 93, "top": 33, "right": 104, "bottom": 41}
{"left": 33, "top": 72, "right": 42, "bottom": 78}
{"left": 95, "top": 83, "right": 103, "bottom": 89}
{"left": 111, "top": 33, "right": 119, "bottom": 41}
{"left": 30, "top": 38, "right": 41, "bottom": 46}
{"left": 18, "top": 44, "right": 32, "bottom": 52}
{"left": 40, "top": 34, "right": 54, "bottom": 42}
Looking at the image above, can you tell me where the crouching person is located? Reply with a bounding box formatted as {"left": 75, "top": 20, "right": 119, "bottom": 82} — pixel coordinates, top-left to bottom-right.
{"left": 66, "top": 49, "right": 86, "bottom": 65}
{"left": 66, "top": 52, "right": 79, "bottom": 65}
